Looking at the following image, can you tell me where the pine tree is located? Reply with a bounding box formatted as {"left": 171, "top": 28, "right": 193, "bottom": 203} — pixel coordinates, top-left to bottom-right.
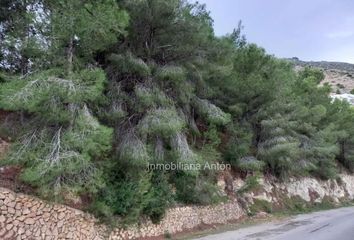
{"left": 2, "top": 0, "right": 354, "bottom": 224}
{"left": 0, "top": 0, "right": 128, "bottom": 196}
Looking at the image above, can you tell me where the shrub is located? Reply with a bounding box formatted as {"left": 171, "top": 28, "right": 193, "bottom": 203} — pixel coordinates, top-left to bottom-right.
{"left": 143, "top": 172, "right": 173, "bottom": 223}
{"left": 92, "top": 172, "right": 172, "bottom": 224}
{"left": 237, "top": 174, "right": 261, "bottom": 195}
{"left": 173, "top": 171, "right": 222, "bottom": 205}
{"left": 299, "top": 67, "right": 324, "bottom": 84}
{"left": 249, "top": 199, "right": 273, "bottom": 215}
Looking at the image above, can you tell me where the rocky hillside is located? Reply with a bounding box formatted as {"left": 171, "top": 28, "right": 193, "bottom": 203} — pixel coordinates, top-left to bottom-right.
{"left": 1, "top": 173, "right": 354, "bottom": 240}
{"left": 4, "top": 0, "right": 354, "bottom": 225}
{"left": 322, "top": 69, "right": 354, "bottom": 94}
{"left": 287, "top": 58, "right": 354, "bottom": 94}
{"left": 287, "top": 57, "right": 354, "bottom": 73}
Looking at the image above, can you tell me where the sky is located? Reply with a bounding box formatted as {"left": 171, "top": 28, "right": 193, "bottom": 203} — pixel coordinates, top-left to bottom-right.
{"left": 194, "top": 0, "right": 354, "bottom": 63}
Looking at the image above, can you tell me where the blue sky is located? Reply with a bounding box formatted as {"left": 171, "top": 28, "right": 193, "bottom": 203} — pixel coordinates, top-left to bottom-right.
{"left": 195, "top": 0, "right": 354, "bottom": 63}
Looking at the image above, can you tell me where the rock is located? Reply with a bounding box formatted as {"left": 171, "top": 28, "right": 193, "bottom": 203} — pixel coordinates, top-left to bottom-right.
{"left": 7, "top": 194, "right": 15, "bottom": 201}
{"left": 31, "top": 205, "right": 38, "bottom": 212}
{"left": 67, "top": 231, "right": 74, "bottom": 238}
{"left": 4, "top": 230, "right": 14, "bottom": 239}
{"left": 255, "top": 211, "right": 268, "bottom": 218}
{"left": 45, "top": 228, "right": 52, "bottom": 236}
{"left": 25, "top": 230, "right": 32, "bottom": 237}
{"left": 58, "top": 212, "right": 66, "bottom": 220}
{"left": 0, "top": 228, "right": 6, "bottom": 237}
{"left": 0, "top": 193, "right": 5, "bottom": 200}
{"left": 24, "top": 218, "right": 35, "bottom": 225}
{"left": 52, "top": 227, "right": 59, "bottom": 237}
{"left": 8, "top": 207, "right": 15, "bottom": 214}
{"left": 18, "top": 227, "right": 25, "bottom": 235}
{"left": 7, "top": 201, "right": 15, "bottom": 208}
{"left": 15, "top": 203, "right": 22, "bottom": 210}
{"left": 17, "top": 216, "right": 26, "bottom": 221}
{"left": 43, "top": 206, "right": 52, "bottom": 212}
{"left": 15, "top": 210, "right": 22, "bottom": 216}
{"left": 0, "top": 215, "right": 5, "bottom": 223}
{"left": 22, "top": 208, "right": 30, "bottom": 215}
{"left": 34, "top": 228, "right": 41, "bottom": 237}
{"left": 6, "top": 223, "right": 13, "bottom": 230}
{"left": 43, "top": 212, "right": 51, "bottom": 219}
{"left": 58, "top": 220, "right": 64, "bottom": 228}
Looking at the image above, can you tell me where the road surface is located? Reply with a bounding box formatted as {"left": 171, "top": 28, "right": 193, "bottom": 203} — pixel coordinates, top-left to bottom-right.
{"left": 194, "top": 207, "right": 354, "bottom": 240}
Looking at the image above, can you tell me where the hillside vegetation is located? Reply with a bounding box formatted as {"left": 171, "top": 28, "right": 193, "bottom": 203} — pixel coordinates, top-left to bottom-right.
{"left": 288, "top": 58, "right": 354, "bottom": 94}
{"left": 288, "top": 57, "right": 354, "bottom": 73}
{"left": 1, "top": 0, "right": 354, "bottom": 224}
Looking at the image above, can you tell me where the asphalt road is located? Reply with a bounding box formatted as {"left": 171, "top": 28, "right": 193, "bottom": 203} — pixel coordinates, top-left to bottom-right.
{"left": 194, "top": 207, "right": 354, "bottom": 240}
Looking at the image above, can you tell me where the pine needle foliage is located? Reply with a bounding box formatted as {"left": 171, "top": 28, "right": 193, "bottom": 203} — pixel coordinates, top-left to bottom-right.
{"left": 0, "top": 68, "right": 106, "bottom": 124}
{"left": 2, "top": 0, "right": 354, "bottom": 224}
{"left": 138, "top": 107, "right": 185, "bottom": 138}
{"left": 108, "top": 53, "right": 151, "bottom": 78}
{"left": 193, "top": 97, "right": 231, "bottom": 125}
{"left": 156, "top": 65, "right": 186, "bottom": 84}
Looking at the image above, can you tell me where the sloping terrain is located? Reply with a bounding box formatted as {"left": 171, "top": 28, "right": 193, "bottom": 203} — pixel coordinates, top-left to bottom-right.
{"left": 289, "top": 58, "right": 354, "bottom": 94}
{"left": 2, "top": 0, "right": 354, "bottom": 235}
{"left": 322, "top": 69, "right": 354, "bottom": 94}
{"left": 288, "top": 57, "right": 354, "bottom": 73}
{"left": 1, "top": 173, "right": 354, "bottom": 239}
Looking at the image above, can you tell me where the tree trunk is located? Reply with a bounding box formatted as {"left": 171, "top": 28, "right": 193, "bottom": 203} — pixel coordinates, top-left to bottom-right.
{"left": 67, "top": 37, "right": 74, "bottom": 74}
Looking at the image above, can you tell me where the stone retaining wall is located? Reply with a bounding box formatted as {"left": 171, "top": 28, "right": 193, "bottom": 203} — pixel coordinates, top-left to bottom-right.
{"left": 1, "top": 174, "right": 354, "bottom": 240}
{"left": 0, "top": 187, "right": 245, "bottom": 240}
{"left": 0, "top": 188, "right": 105, "bottom": 240}
{"left": 109, "top": 200, "right": 244, "bottom": 239}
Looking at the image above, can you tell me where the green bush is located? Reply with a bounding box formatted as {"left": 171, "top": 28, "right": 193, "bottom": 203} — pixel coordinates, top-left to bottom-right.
{"left": 283, "top": 196, "right": 309, "bottom": 213}
{"left": 237, "top": 175, "right": 261, "bottom": 195}
{"left": 173, "top": 171, "right": 222, "bottom": 205}
{"left": 299, "top": 67, "right": 324, "bottom": 84}
{"left": 249, "top": 199, "right": 273, "bottom": 215}
{"left": 92, "top": 172, "right": 172, "bottom": 224}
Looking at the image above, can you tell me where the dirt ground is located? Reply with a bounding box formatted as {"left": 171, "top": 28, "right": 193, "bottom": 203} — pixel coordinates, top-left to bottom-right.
{"left": 321, "top": 69, "right": 354, "bottom": 94}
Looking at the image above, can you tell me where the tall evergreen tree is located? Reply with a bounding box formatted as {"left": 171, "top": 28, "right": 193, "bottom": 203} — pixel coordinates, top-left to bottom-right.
{"left": 1, "top": 0, "right": 354, "bottom": 224}
{"left": 0, "top": 0, "right": 128, "bottom": 196}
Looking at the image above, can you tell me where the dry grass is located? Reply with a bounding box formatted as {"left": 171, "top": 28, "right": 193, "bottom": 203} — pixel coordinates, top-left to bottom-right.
{"left": 320, "top": 69, "right": 354, "bottom": 94}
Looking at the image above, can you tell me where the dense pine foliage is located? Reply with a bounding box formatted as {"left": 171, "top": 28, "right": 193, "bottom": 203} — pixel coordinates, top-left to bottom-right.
{"left": 1, "top": 0, "right": 354, "bottom": 223}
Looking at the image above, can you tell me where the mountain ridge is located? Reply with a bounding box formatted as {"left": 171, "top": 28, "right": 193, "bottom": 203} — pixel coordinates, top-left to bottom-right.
{"left": 286, "top": 57, "right": 354, "bottom": 73}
